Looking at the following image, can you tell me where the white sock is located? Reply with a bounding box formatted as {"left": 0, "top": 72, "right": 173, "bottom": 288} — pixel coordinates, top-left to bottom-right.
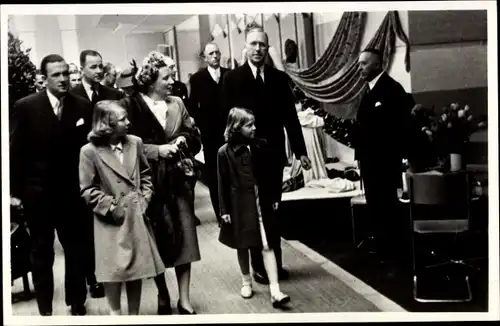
{"left": 242, "top": 274, "right": 252, "bottom": 286}
{"left": 269, "top": 283, "right": 280, "bottom": 297}
{"left": 110, "top": 309, "right": 121, "bottom": 315}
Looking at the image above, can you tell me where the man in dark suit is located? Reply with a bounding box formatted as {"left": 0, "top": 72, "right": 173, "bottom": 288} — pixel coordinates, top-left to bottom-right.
{"left": 69, "top": 49, "right": 123, "bottom": 298}
{"left": 222, "top": 29, "right": 312, "bottom": 284}
{"left": 70, "top": 50, "right": 123, "bottom": 115}
{"left": 10, "top": 54, "right": 89, "bottom": 316}
{"left": 189, "top": 42, "right": 230, "bottom": 224}
{"left": 353, "top": 48, "right": 414, "bottom": 258}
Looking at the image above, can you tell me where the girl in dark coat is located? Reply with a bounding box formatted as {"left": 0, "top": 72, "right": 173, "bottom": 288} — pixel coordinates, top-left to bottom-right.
{"left": 217, "top": 108, "right": 291, "bottom": 309}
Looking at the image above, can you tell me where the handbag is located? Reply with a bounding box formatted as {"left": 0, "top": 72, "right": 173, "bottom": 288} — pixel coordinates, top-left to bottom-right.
{"left": 176, "top": 149, "right": 196, "bottom": 179}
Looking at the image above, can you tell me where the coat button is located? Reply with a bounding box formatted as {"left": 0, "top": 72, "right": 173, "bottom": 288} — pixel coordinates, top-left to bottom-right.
{"left": 121, "top": 192, "right": 125, "bottom": 196}
{"left": 117, "top": 179, "right": 121, "bottom": 183}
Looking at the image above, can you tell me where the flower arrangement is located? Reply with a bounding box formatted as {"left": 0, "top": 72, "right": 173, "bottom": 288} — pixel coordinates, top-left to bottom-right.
{"left": 409, "top": 102, "right": 487, "bottom": 171}
{"left": 432, "top": 103, "right": 487, "bottom": 153}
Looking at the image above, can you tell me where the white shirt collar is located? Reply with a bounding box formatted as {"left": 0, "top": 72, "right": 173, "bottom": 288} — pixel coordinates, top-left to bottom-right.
{"left": 207, "top": 66, "right": 220, "bottom": 77}
{"left": 141, "top": 94, "right": 168, "bottom": 129}
{"left": 247, "top": 61, "right": 265, "bottom": 82}
{"left": 82, "top": 78, "right": 98, "bottom": 100}
{"left": 368, "top": 71, "right": 384, "bottom": 90}
{"left": 46, "top": 89, "right": 63, "bottom": 111}
{"left": 110, "top": 142, "right": 123, "bottom": 151}
{"left": 141, "top": 93, "right": 166, "bottom": 107}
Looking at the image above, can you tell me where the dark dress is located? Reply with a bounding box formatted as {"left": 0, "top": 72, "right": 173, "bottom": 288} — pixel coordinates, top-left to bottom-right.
{"left": 217, "top": 140, "right": 280, "bottom": 250}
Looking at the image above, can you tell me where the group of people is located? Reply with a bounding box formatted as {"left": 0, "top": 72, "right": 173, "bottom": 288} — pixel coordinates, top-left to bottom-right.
{"left": 10, "top": 23, "right": 313, "bottom": 316}
{"left": 10, "top": 18, "right": 413, "bottom": 316}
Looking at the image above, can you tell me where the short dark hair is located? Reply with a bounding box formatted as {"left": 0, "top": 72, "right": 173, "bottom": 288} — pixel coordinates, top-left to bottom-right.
{"left": 103, "top": 62, "right": 115, "bottom": 74}
{"left": 40, "top": 54, "right": 66, "bottom": 76}
{"left": 362, "top": 48, "right": 383, "bottom": 64}
{"left": 80, "top": 49, "right": 102, "bottom": 67}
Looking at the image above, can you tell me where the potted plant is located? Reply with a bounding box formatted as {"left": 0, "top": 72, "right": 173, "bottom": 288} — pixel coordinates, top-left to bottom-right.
{"left": 8, "top": 32, "right": 37, "bottom": 114}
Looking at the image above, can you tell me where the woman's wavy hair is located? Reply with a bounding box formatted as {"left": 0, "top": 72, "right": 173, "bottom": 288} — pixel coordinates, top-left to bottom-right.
{"left": 134, "top": 51, "right": 175, "bottom": 94}
{"left": 87, "top": 100, "right": 126, "bottom": 145}
{"left": 224, "top": 107, "right": 255, "bottom": 143}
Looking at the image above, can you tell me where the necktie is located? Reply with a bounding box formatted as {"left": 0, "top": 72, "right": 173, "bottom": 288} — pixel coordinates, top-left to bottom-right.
{"left": 256, "top": 67, "right": 264, "bottom": 88}
{"left": 91, "top": 84, "right": 98, "bottom": 107}
{"left": 55, "top": 100, "right": 63, "bottom": 120}
{"left": 214, "top": 71, "right": 220, "bottom": 84}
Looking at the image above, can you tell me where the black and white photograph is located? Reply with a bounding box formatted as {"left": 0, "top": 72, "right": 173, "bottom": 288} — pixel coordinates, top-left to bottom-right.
{"left": 1, "top": 1, "right": 498, "bottom": 324}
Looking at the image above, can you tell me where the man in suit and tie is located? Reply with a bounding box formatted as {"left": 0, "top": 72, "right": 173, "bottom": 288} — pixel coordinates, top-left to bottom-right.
{"left": 10, "top": 54, "right": 89, "bottom": 316}
{"left": 353, "top": 48, "right": 414, "bottom": 258}
{"left": 70, "top": 50, "right": 123, "bottom": 114}
{"left": 69, "top": 49, "right": 123, "bottom": 298}
{"left": 189, "top": 42, "right": 229, "bottom": 225}
{"left": 222, "top": 30, "right": 312, "bottom": 284}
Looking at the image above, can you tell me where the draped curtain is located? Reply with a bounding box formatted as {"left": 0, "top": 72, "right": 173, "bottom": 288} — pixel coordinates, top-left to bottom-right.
{"left": 285, "top": 11, "right": 411, "bottom": 119}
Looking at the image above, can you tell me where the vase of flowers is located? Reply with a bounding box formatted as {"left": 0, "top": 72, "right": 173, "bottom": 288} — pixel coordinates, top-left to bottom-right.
{"left": 433, "top": 103, "right": 486, "bottom": 171}
{"left": 410, "top": 103, "right": 487, "bottom": 172}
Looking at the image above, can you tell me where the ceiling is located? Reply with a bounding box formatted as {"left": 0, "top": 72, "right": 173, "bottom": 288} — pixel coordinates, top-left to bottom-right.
{"left": 96, "top": 14, "right": 193, "bottom": 34}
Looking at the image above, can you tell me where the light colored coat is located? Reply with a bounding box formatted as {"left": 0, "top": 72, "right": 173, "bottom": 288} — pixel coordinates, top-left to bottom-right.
{"left": 79, "top": 134, "right": 165, "bottom": 282}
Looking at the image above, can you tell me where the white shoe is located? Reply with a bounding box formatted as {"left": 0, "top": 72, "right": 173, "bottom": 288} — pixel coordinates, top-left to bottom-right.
{"left": 240, "top": 284, "right": 253, "bottom": 298}
{"left": 271, "top": 292, "right": 291, "bottom": 308}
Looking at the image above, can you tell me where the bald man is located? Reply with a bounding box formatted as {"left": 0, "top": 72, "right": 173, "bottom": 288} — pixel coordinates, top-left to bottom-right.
{"left": 189, "top": 42, "right": 230, "bottom": 225}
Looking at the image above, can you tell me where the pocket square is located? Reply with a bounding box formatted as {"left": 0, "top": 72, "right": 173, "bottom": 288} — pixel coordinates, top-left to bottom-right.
{"left": 76, "top": 118, "right": 84, "bottom": 126}
{"left": 375, "top": 101, "right": 382, "bottom": 107}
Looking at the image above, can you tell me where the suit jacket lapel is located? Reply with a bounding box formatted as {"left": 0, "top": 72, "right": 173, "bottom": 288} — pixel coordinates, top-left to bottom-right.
{"left": 164, "top": 98, "right": 180, "bottom": 139}
{"left": 97, "top": 146, "right": 134, "bottom": 184}
{"left": 74, "top": 84, "right": 90, "bottom": 102}
{"left": 122, "top": 137, "right": 137, "bottom": 178}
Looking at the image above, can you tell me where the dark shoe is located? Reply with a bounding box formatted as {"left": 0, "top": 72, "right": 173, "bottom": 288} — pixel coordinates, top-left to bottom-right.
{"left": 278, "top": 268, "right": 290, "bottom": 281}
{"left": 177, "top": 301, "right": 197, "bottom": 315}
{"left": 70, "top": 304, "right": 87, "bottom": 316}
{"left": 158, "top": 295, "right": 172, "bottom": 315}
{"left": 89, "top": 283, "right": 105, "bottom": 298}
{"left": 40, "top": 310, "right": 52, "bottom": 316}
{"left": 253, "top": 271, "right": 269, "bottom": 285}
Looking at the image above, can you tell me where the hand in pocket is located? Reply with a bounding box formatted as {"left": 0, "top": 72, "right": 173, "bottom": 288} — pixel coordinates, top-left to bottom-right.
{"left": 109, "top": 195, "right": 130, "bottom": 226}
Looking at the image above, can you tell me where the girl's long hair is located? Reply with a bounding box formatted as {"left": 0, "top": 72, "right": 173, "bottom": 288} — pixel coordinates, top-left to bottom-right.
{"left": 224, "top": 107, "right": 255, "bottom": 143}
{"left": 87, "top": 100, "right": 125, "bottom": 145}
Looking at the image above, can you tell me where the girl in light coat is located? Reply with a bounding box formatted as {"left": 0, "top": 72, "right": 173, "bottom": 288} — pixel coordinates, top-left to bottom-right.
{"left": 79, "top": 100, "right": 165, "bottom": 315}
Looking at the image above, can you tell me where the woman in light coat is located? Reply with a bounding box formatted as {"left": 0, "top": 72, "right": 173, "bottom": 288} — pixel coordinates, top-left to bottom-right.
{"left": 79, "top": 100, "right": 165, "bottom": 315}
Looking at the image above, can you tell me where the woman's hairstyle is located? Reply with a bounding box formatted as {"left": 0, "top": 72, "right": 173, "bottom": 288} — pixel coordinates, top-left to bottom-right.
{"left": 87, "top": 100, "right": 126, "bottom": 145}
{"left": 224, "top": 107, "right": 255, "bottom": 142}
{"left": 134, "top": 51, "right": 174, "bottom": 94}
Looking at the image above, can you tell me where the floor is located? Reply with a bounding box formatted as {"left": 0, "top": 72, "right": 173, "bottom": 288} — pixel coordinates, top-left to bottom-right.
{"left": 9, "top": 182, "right": 405, "bottom": 320}
{"left": 280, "top": 193, "right": 490, "bottom": 313}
